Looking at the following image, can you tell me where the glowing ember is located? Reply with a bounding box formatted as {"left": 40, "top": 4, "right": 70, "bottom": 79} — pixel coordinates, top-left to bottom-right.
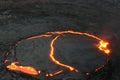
{"left": 46, "top": 70, "right": 63, "bottom": 77}
{"left": 4, "top": 59, "right": 8, "bottom": 63}
{"left": 7, "top": 62, "right": 39, "bottom": 75}
{"left": 98, "top": 40, "right": 110, "bottom": 55}
{"left": 95, "top": 65, "right": 104, "bottom": 72}
{"left": 86, "top": 72, "right": 91, "bottom": 76}
{"left": 5, "top": 30, "right": 111, "bottom": 77}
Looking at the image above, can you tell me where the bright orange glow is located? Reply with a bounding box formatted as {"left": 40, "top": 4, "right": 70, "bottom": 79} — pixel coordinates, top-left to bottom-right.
{"left": 7, "top": 62, "right": 39, "bottom": 75}
{"left": 5, "top": 30, "right": 110, "bottom": 77}
{"left": 98, "top": 40, "right": 110, "bottom": 55}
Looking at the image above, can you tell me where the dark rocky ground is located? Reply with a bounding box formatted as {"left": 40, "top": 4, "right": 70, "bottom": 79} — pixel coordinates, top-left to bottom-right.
{"left": 0, "top": 0, "right": 120, "bottom": 80}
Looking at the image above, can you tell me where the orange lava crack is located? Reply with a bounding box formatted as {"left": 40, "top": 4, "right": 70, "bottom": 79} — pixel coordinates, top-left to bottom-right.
{"left": 6, "top": 62, "right": 40, "bottom": 75}
{"left": 5, "top": 30, "right": 111, "bottom": 76}
{"left": 50, "top": 35, "right": 78, "bottom": 72}
{"left": 46, "top": 70, "right": 63, "bottom": 77}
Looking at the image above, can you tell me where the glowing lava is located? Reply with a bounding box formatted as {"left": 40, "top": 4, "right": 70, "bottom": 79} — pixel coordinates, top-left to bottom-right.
{"left": 98, "top": 40, "right": 110, "bottom": 55}
{"left": 46, "top": 30, "right": 102, "bottom": 41}
{"left": 46, "top": 30, "right": 110, "bottom": 55}
{"left": 95, "top": 65, "right": 104, "bottom": 72}
{"left": 49, "top": 36, "right": 78, "bottom": 72}
{"left": 5, "top": 30, "right": 111, "bottom": 77}
{"left": 7, "top": 62, "right": 39, "bottom": 75}
{"left": 48, "top": 30, "right": 110, "bottom": 73}
{"left": 26, "top": 34, "right": 51, "bottom": 40}
{"left": 46, "top": 70, "right": 63, "bottom": 77}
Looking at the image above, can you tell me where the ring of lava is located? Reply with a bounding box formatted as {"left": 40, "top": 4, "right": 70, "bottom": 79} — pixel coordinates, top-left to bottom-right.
{"left": 3, "top": 30, "right": 110, "bottom": 77}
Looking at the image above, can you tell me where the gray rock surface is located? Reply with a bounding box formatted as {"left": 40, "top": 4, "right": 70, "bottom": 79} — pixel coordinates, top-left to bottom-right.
{"left": 0, "top": 0, "right": 120, "bottom": 80}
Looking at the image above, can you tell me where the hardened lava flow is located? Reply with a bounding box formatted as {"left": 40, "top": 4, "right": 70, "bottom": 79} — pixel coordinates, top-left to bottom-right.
{"left": 4, "top": 30, "right": 111, "bottom": 77}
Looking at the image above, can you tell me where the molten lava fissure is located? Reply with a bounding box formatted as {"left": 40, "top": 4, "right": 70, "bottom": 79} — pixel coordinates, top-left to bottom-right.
{"left": 6, "top": 62, "right": 39, "bottom": 75}
{"left": 26, "top": 34, "right": 52, "bottom": 40}
{"left": 46, "top": 30, "right": 110, "bottom": 54}
{"left": 49, "top": 35, "right": 78, "bottom": 72}
{"left": 45, "top": 70, "right": 63, "bottom": 77}
{"left": 4, "top": 30, "right": 111, "bottom": 77}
